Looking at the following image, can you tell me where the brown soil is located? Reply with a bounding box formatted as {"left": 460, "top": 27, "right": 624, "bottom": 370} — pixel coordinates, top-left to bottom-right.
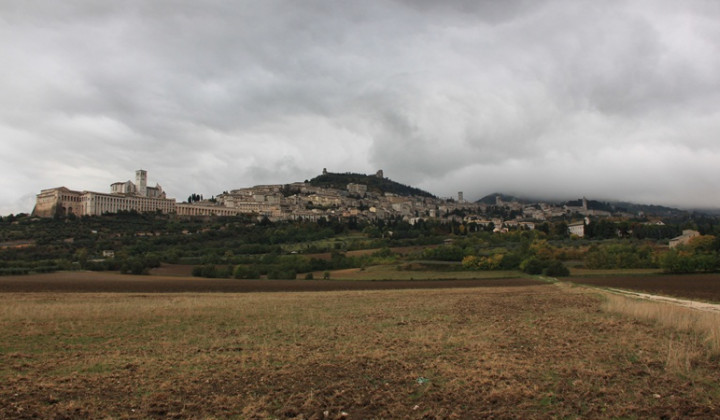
{"left": 148, "top": 264, "right": 195, "bottom": 277}
{"left": 0, "top": 271, "right": 542, "bottom": 293}
{"left": 569, "top": 273, "right": 720, "bottom": 302}
{"left": 2, "top": 285, "right": 719, "bottom": 418}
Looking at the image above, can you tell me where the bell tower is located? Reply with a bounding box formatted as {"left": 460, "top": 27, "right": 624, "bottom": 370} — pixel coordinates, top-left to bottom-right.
{"left": 136, "top": 169, "right": 147, "bottom": 197}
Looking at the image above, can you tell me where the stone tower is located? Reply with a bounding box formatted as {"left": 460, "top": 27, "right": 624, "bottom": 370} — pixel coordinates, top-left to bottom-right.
{"left": 458, "top": 192, "right": 464, "bottom": 203}
{"left": 136, "top": 169, "right": 147, "bottom": 197}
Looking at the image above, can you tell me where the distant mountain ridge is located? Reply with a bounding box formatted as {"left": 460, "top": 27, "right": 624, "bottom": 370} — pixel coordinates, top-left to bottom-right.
{"left": 306, "top": 174, "right": 694, "bottom": 216}
{"left": 477, "top": 193, "right": 687, "bottom": 216}
{"left": 608, "top": 201, "right": 687, "bottom": 217}
{"left": 308, "top": 171, "right": 435, "bottom": 198}
{"left": 304, "top": 171, "right": 699, "bottom": 216}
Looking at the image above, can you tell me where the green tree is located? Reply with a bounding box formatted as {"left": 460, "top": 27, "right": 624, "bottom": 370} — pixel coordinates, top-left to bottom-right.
{"left": 544, "top": 260, "right": 570, "bottom": 277}
{"left": 521, "top": 257, "right": 546, "bottom": 275}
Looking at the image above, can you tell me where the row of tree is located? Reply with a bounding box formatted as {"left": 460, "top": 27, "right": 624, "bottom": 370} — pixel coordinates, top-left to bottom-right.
{"left": 659, "top": 235, "right": 720, "bottom": 273}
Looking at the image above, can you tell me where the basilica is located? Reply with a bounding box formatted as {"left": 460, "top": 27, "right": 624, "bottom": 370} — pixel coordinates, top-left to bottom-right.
{"left": 33, "top": 170, "right": 175, "bottom": 217}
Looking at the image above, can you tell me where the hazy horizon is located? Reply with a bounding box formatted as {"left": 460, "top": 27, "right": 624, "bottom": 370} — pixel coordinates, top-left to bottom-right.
{"left": 2, "top": 1, "right": 720, "bottom": 215}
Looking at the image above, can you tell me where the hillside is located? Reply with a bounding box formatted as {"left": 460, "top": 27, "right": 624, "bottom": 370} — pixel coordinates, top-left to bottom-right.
{"left": 308, "top": 171, "right": 435, "bottom": 198}
{"left": 476, "top": 193, "right": 528, "bottom": 205}
{"left": 478, "top": 192, "right": 687, "bottom": 216}
{"left": 609, "top": 201, "right": 686, "bottom": 217}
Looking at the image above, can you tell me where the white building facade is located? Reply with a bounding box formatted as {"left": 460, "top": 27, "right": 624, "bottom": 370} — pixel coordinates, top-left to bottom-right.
{"left": 34, "top": 170, "right": 176, "bottom": 217}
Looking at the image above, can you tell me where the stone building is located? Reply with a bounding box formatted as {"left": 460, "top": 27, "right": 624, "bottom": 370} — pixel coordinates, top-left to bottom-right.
{"left": 347, "top": 183, "right": 368, "bottom": 197}
{"left": 669, "top": 230, "right": 701, "bottom": 249}
{"left": 82, "top": 190, "right": 175, "bottom": 216}
{"left": 34, "top": 187, "right": 84, "bottom": 217}
{"left": 33, "top": 170, "right": 176, "bottom": 217}
{"left": 568, "top": 221, "right": 586, "bottom": 237}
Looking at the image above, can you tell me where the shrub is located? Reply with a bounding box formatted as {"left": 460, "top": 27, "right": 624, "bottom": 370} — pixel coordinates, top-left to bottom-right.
{"left": 191, "top": 265, "right": 204, "bottom": 277}
{"left": 121, "top": 258, "right": 149, "bottom": 275}
{"left": 462, "top": 254, "right": 506, "bottom": 271}
{"left": 499, "top": 252, "right": 523, "bottom": 270}
{"left": 201, "top": 264, "right": 219, "bottom": 278}
{"left": 584, "top": 243, "right": 656, "bottom": 269}
{"left": 659, "top": 250, "right": 720, "bottom": 274}
{"left": 0, "top": 267, "right": 30, "bottom": 276}
{"left": 462, "top": 255, "right": 478, "bottom": 270}
{"left": 234, "top": 265, "right": 260, "bottom": 279}
{"left": 267, "top": 269, "right": 297, "bottom": 280}
{"left": 521, "top": 257, "right": 546, "bottom": 275}
{"left": 421, "top": 245, "right": 465, "bottom": 262}
{"left": 192, "top": 264, "right": 232, "bottom": 278}
{"left": 217, "top": 265, "right": 234, "bottom": 278}
{"left": 544, "top": 260, "right": 570, "bottom": 277}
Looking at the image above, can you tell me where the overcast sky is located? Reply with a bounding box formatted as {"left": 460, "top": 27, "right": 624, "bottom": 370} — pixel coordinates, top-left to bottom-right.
{"left": 2, "top": 0, "right": 720, "bottom": 215}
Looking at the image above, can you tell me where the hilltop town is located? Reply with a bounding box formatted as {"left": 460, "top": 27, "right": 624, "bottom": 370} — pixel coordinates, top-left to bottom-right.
{"left": 32, "top": 169, "right": 685, "bottom": 238}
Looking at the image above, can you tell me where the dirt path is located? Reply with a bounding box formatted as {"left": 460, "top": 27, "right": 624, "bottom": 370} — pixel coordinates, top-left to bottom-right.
{"left": 567, "top": 273, "right": 720, "bottom": 302}
{"left": 603, "top": 287, "right": 720, "bottom": 313}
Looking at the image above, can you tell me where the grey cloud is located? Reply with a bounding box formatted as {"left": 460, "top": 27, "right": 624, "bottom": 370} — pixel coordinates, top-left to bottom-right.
{"left": 2, "top": 0, "right": 720, "bottom": 214}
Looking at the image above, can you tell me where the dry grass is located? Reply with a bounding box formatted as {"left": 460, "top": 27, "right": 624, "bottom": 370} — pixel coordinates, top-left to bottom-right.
{"left": 601, "top": 292, "right": 720, "bottom": 376}
{"left": 602, "top": 293, "right": 720, "bottom": 355}
{"left": 2, "top": 286, "right": 720, "bottom": 418}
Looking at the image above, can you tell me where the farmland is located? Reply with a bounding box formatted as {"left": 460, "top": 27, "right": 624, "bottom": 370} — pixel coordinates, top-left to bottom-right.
{"left": 569, "top": 273, "right": 720, "bottom": 303}
{"left": 0, "top": 271, "right": 541, "bottom": 293}
{"left": 2, "top": 212, "right": 720, "bottom": 417}
{"left": 3, "top": 280, "right": 720, "bottom": 418}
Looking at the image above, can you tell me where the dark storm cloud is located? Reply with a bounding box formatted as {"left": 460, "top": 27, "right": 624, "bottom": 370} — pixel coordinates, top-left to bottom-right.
{"left": 1, "top": 0, "right": 720, "bottom": 214}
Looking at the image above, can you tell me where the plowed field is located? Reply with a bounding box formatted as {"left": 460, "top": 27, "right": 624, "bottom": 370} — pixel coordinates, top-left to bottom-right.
{"left": 2, "top": 284, "right": 720, "bottom": 418}
{"left": 0, "top": 271, "right": 541, "bottom": 293}
{"left": 569, "top": 273, "right": 720, "bottom": 302}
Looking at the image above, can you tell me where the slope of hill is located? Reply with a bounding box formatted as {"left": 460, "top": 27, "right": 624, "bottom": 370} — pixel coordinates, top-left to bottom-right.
{"left": 476, "top": 193, "right": 528, "bottom": 205}
{"left": 308, "top": 172, "right": 435, "bottom": 198}
{"left": 565, "top": 199, "right": 614, "bottom": 212}
{"left": 609, "top": 201, "right": 686, "bottom": 217}
{"left": 477, "top": 192, "right": 687, "bottom": 216}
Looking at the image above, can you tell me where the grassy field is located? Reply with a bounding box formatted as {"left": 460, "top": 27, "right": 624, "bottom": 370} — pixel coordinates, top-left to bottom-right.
{"left": 569, "top": 268, "right": 663, "bottom": 277}
{"left": 322, "top": 265, "right": 528, "bottom": 281}
{"left": 2, "top": 284, "right": 720, "bottom": 418}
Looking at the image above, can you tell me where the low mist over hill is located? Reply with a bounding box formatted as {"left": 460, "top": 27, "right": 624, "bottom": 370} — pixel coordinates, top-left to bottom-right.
{"left": 476, "top": 193, "right": 529, "bottom": 205}
{"left": 477, "top": 193, "right": 688, "bottom": 217}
